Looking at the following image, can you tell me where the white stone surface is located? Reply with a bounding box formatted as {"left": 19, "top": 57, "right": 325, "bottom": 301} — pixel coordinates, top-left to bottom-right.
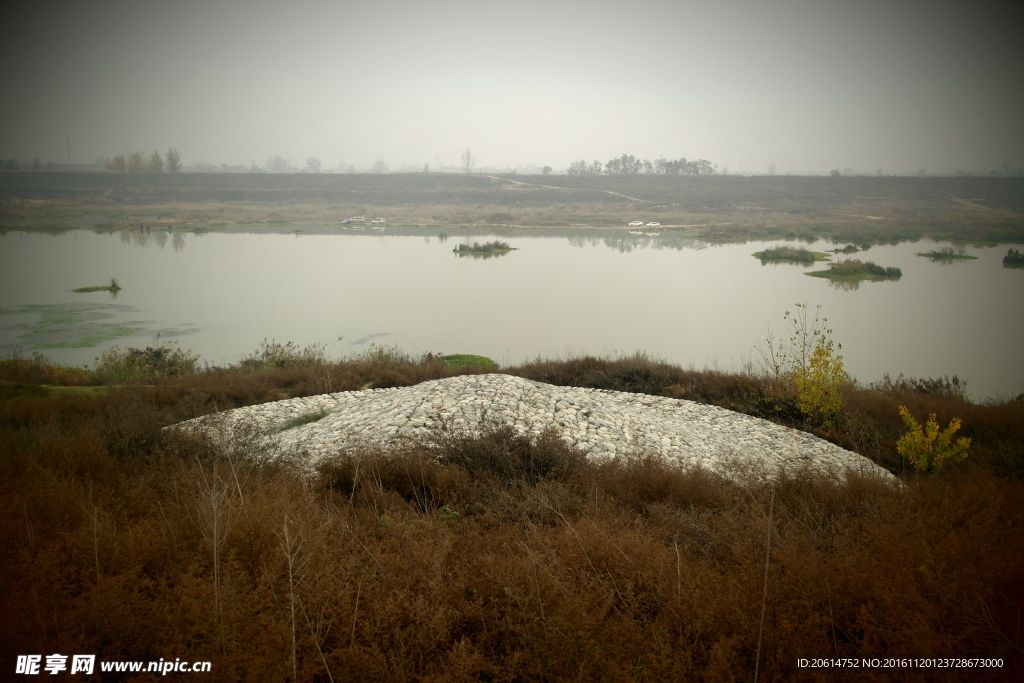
{"left": 170, "top": 373, "right": 896, "bottom": 483}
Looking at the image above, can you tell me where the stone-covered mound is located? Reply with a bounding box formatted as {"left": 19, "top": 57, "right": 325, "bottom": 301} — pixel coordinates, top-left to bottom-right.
{"left": 172, "top": 373, "right": 896, "bottom": 483}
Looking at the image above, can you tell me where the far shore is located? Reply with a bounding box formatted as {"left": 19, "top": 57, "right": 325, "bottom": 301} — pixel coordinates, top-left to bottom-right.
{"left": 2, "top": 172, "right": 1023, "bottom": 245}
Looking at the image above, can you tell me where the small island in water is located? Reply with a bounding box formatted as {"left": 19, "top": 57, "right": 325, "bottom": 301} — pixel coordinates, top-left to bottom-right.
{"left": 916, "top": 245, "right": 977, "bottom": 262}
{"left": 807, "top": 259, "right": 902, "bottom": 283}
{"left": 453, "top": 240, "right": 516, "bottom": 258}
{"left": 1004, "top": 248, "right": 1024, "bottom": 268}
{"left": 73, "top": 277, "right": 122, "bottom": 294}
{"left": 752, "top": 245, "right": 831, "bottom": 263}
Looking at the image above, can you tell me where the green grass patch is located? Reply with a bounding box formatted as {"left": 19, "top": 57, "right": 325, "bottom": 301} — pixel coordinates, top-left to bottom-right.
{"left": 753, "top": 245, "right": 830, "bottom": 263}
{"left": 0, "top": 382, "right": 111, "bottom": 402}
{"left": 277, "top": 408, "right": 329, "bottom": 431}
{"left": 441, "top": 354, "right": 498, "bottom": 370}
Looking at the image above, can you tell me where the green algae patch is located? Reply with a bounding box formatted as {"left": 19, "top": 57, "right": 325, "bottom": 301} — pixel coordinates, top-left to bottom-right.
{"left": 0, "top": 303, "right": 150, "bottom": 349}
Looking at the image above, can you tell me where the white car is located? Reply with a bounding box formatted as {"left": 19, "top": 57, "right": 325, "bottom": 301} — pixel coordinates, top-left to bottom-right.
{"left": 628, "top": 221, "right": 644, "bottom": 227}
{"left": 371, "top": 218, "right": 386, "bottom": 224}
{"left": 645, "top": 222, "right": 661, "bottom": 228}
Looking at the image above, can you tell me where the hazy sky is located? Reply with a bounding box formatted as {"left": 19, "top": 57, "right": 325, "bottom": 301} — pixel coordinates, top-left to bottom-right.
{"left": 2, "top": 0, "right": 1022, "bottom": 174}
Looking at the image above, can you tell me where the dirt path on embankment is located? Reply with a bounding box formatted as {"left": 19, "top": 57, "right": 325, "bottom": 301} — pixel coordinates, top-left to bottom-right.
{"left": 484, "top": 175, "right": 654, "bottom": 203}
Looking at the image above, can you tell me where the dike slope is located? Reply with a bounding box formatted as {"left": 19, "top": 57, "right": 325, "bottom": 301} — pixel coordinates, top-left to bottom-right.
{"left": 173, "top": 373, "right": 896, "bottom": 483}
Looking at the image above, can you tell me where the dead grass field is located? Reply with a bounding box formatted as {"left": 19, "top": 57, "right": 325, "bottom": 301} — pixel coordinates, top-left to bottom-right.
{"left": 1, "top": 350, "right": 1023, "bottom": 680}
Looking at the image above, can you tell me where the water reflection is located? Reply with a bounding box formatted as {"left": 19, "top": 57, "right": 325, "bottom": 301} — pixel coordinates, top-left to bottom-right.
{"left": 453, "top": 250, "right": 510, "bottom": 260}
{"left": 91, "top": 226, "right": 721, "bottom": 256}
{"left": 757, "top": 258, "right": 816, "bottom": 268}
{"left": 924, "top": 256, "right": 969, "bottom": 267}
{"left": 114, "top": 228, "right": 188, "bottom": 252}
{"left": 826, "top": 278, "right": 862, "bottom": 291}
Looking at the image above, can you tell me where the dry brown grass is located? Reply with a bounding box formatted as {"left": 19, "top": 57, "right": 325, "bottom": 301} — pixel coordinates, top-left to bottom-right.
{"left": 2, "top": 353, "right": 1023, "bottom": 680}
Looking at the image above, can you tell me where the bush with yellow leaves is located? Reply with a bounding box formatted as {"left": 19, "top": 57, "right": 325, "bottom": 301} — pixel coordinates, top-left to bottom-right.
{"left": 896, "top": 405, "right": 971, "bottom": 472}
{"left": 757, "top": 303, "right": 848, "bottom": 428}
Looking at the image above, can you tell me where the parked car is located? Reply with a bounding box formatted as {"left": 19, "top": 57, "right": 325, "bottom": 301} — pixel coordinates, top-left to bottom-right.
{"left": 371, "top": 218, "right": 386, "bottom": 224}
{"left": 645, "top": 222, "right": 661, "bottom": 227}
{"left": 350, "top": 216, "right": 365, "bottom": 222}
{"left": 628, "top": 221, "right": 644, "bottom": 227}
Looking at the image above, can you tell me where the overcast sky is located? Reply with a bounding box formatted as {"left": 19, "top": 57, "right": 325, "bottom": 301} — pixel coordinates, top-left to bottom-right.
{"left": 2, "top": 0, "right": 1022, "bottom": 174}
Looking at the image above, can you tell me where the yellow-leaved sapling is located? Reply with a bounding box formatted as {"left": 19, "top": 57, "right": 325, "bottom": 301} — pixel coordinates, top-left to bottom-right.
{"left": 758, "top": 303, "right": 848, "bottom": 428}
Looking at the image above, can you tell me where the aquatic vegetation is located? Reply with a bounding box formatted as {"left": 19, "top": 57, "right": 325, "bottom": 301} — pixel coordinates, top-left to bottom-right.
{"left": 752, "top": 245, "right": 829, "bottom": 263}
{"left": 0, "top": 302, "right": 151, "bottom": 348}
{"left": 916, "top": 245, "right": 977, "bottom": 261}
{"left": 73, "top": 277, "right": 123, "bottom": 294}
{"left": 453, "top": 240, "right": 514, "bottom": 256}
{"left": 1004, "top": 248, "right": 1024, "bottom": 268}
{"left": 807, "top": 259, "right": 902, "bottom": 282}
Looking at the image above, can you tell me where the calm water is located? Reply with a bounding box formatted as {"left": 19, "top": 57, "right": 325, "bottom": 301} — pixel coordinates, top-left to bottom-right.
{"left": 2, "top": 227, "right": 1022, "bottom": 401}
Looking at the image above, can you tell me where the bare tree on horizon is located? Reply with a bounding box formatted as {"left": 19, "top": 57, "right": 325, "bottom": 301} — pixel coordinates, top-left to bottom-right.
{"left": 461, "top": 147, "right": 475, "bottom": 174}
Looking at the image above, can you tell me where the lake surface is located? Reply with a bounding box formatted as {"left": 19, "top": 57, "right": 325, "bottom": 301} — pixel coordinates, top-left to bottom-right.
{"left": 2, "top": 226, "right": 1022, "bottom": 401}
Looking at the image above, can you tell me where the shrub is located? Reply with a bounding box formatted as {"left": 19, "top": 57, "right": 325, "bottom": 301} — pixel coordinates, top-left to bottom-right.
{"left": 235, "top": 339, "right": 327, "bottom": 371}
{"left": 869, "top": 373, "right": 968, "bottom": 401}
{"left": 896, "top": 405, "right": 971, "bottom": 472}
{"left": 94, "top": 335, "right": 199, "bottom": 382}
{"left": 0, "top": 352, "right": 91, "bottom": 385}
{"left": 757, "top": 304, "right": 847, "bottom": 428}
{"left": 827, "top": 259, "right": 901, "bottom": 278}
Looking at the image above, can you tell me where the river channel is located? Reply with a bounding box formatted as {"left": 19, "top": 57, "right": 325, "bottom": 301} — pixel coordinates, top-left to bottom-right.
{"left": 1, "top": 226, "right": 1021, "bottom": 401}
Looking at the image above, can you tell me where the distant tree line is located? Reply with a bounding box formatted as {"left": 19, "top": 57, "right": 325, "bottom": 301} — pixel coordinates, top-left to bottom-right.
{"left": 567, "top": 154, "right": 717, "bottom": 176}
{"left": 260, "top": 156, "right": 323, "bottom": 173}
{"left": 104, "top": 147, "right": 182, "bottom": 173}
